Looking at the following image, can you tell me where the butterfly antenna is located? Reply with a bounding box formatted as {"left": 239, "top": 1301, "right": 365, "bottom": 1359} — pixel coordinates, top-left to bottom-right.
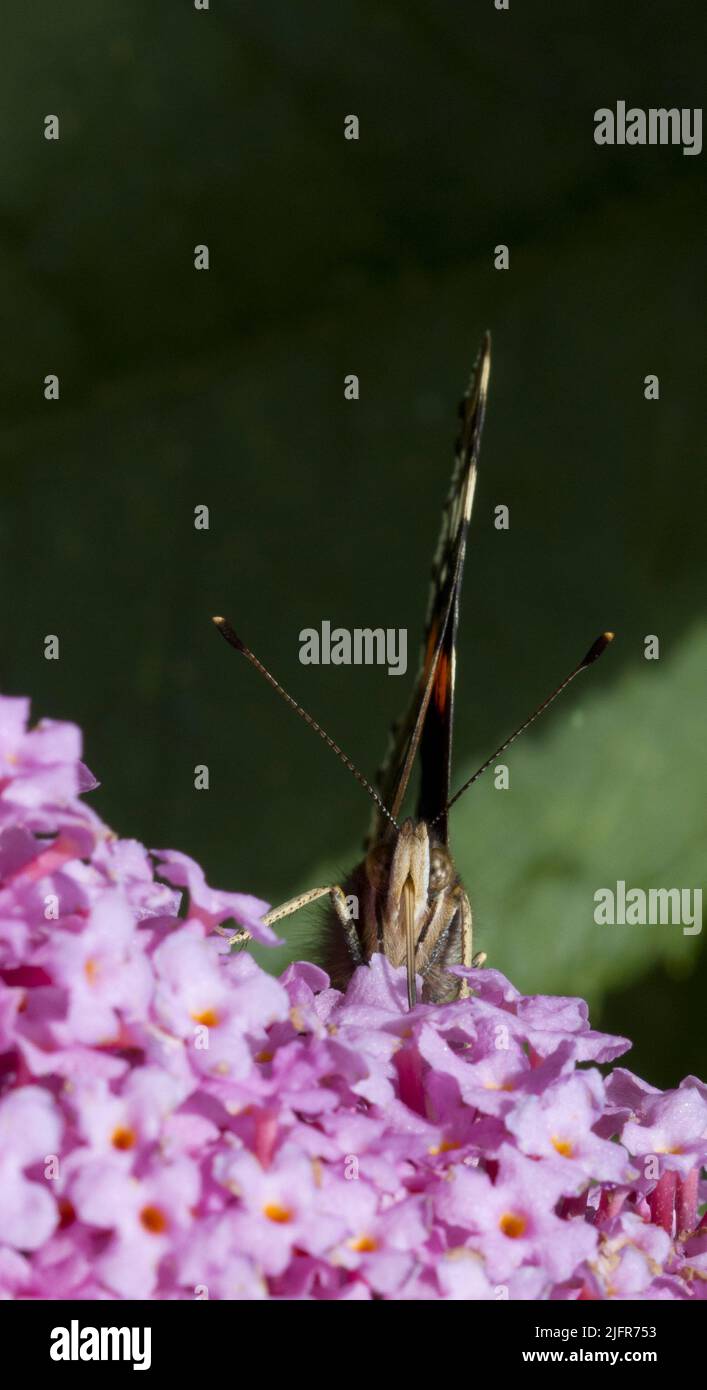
{"left": 431, "top": 631, "right": 615, "bottom": 825}
{"left": 212, "top": 616, "right": 399, "bottom": 830}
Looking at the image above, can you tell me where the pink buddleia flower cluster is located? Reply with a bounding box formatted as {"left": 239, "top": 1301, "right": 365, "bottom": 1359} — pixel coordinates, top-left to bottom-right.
{"left": 1, "top": 695, "right": 706, "bottom": 1301}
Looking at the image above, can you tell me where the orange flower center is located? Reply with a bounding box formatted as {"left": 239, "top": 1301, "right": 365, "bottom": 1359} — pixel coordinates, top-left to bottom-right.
{"left": 348, "top": 1235, "right": 378, "bottom": 1253}
{"left": 111, "top": 1126, "right": 137, "bottom": 1151}
{"left": 499, "top": 1211, "right": 527, "bottom": 1239}
{"left": 552, "top": 1136, "right": 574, "bottom": 1158}
{"left": 263, "top": 1202, "right": 293, "bottom": 1224}
{"left": 140, "top": 1205, "right": 168, "bottom": 1234}
{"left": 191, "top": 1007, "right": 219, "bottom": 1027}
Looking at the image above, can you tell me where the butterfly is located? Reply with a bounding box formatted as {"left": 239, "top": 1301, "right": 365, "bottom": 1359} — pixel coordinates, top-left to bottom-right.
{"left": 213, "top": 334, "right": 613, "bottom": 1007}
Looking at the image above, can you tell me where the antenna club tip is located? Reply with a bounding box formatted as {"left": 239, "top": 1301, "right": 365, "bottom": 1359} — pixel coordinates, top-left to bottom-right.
{"left": 582, "top": 631, "right": 616, "bottom": 666}
{"left": 211, "top": 616, "right": 246, "bottom": 651}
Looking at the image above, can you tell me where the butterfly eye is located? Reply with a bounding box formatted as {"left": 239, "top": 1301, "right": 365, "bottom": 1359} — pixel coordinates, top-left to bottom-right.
{"left": 428, "top": 846, "right": 453, "bottom": 896}
{"left": 365, "top": 842, "right": 392, "bottom": 891}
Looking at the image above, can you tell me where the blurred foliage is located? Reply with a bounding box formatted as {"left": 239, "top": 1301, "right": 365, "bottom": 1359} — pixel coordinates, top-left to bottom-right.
{"left": 0, "top": 2, "right": 704, "bottom": 1085}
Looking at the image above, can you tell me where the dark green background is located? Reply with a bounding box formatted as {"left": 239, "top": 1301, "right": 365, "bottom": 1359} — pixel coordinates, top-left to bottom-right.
{"left": 1, "top": 2, "right": 704, "bottom": 1085}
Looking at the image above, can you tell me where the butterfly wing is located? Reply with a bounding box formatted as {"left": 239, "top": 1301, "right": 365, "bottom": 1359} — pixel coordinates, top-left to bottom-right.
{"left": 368, "top": 333, "right": 491, "bottom": 847}
{"left": 416, "top": 335, "right": 491, "bottom": 838}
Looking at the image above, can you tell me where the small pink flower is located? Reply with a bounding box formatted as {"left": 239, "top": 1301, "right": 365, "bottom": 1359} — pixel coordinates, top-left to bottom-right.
{"left": 620, "top": 1086, "right": 707, "bottom": 1177}
{"left": 506, "top": 1074, "right": 631, "bottom": 1183}
{"left": 69, "top": 1155, "right": 200, "bottom": 1298}
{"left": 153, "top": 849, "right": 279, "bottom": 944}
{"left": 0, "top": 1086, "right": 62, "bottom": 1250}
{"left": 40, "top": 891, "right": 153, "bottom": 1045}
{"left": 214, "top": 1143, "right": 346, "bottom": 1276}
{"left": 434, "top": 1144, "right": 598, "bottom": 1283}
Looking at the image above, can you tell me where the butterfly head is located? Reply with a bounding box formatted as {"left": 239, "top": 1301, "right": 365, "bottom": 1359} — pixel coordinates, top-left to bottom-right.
{"left": 364, "top": 818, "right": 459, "bottom": 1007}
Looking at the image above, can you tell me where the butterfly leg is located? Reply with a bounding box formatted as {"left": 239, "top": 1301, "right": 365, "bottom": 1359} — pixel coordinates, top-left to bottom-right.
{"left": 456, "top": 892, "right": 488, "bottom": 998}
{"left": 266, "top": 882, "right": 363, "bottom": 966}
{"left": 458, "top": 892, "right": 472, "bottom": 999}
{"left": 217, "top": 884, "right": 332, "bottom": 946}
{"left": 219, "top": 883, "right": 362, "bottom": 965}
{"left": 219, "top": 927, "right": 251, "bottom": 948}
{"left": 328, "top": 884, "right": 364, "bottom": 966}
